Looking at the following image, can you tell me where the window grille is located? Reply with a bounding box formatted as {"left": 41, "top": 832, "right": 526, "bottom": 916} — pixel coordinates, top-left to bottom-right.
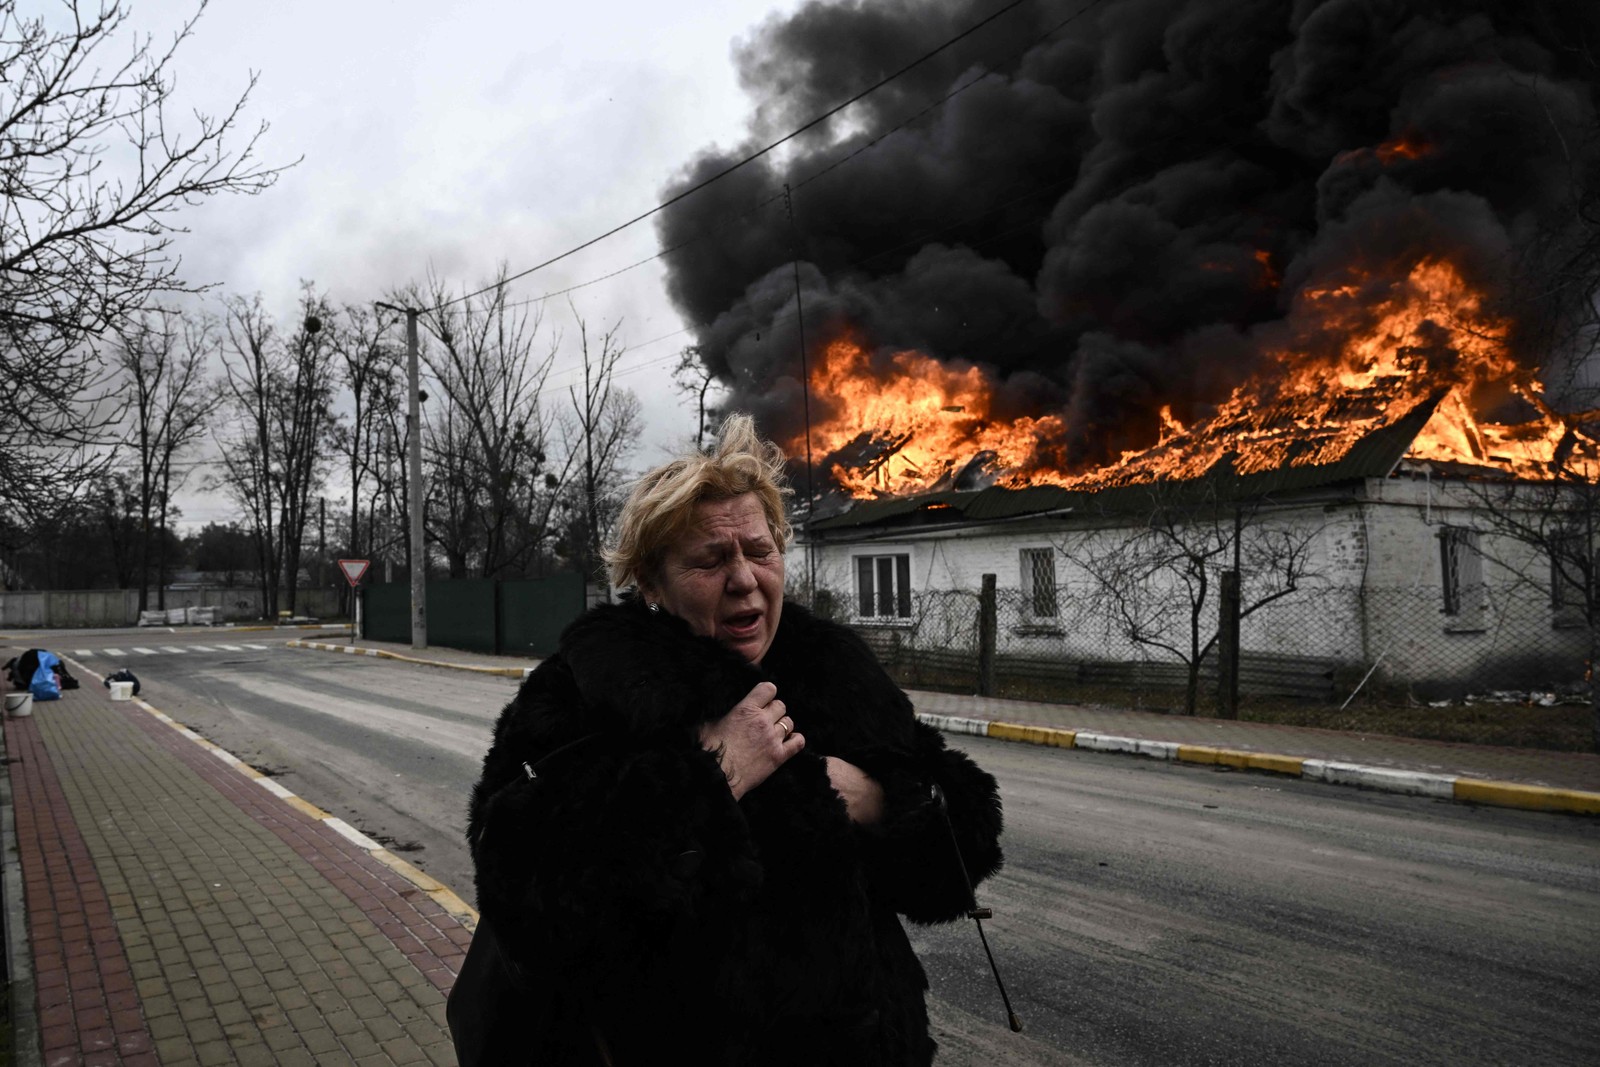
{"left": 1439, "top": 527, "right": 1483, "bottom": 618}
{"left": 1020, "top": 548, "right": 1059, "bottom": 618}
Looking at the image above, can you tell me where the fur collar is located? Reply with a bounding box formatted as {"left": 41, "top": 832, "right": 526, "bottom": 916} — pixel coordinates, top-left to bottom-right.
{"left": 551, "top": 597, "right": 914, "bottom": 754}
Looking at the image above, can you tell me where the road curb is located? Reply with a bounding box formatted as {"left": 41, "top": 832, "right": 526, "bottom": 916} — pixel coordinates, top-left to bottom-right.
{"left": 1451, "top": 778, "right": 1600, "bottom": 814}
{"left": 280, "top": 641, "right": 1600, "bottom": 818}
{"left": 287, "top": 639, "right": 531, "bottom": 678}
{"left": 60, "top": 655, "right": 483, "bottom": 931}
{"left": 917, "top": 713, "right": 1600, "bottom": 816}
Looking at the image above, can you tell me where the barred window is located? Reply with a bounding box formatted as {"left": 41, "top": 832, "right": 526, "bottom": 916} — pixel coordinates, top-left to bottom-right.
{"left": 855, "top": 554, "right": 911, "bottom": 619}
{"left": 1020, "top": 548, "right": 1058, "bottom": 618}
{"left": 1439, "top": 527, "right": 1482, "bottom": 617}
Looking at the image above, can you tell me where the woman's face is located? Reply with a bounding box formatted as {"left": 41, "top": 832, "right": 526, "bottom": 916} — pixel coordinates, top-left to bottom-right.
{"left": 644, "top": 493, "right": 785, "bottom": 664}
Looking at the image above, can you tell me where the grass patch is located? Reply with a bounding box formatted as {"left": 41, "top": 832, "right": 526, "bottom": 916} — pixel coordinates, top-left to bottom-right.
{"left": 887, "top": 667, "right": 1596, "bottom": 752}
{"left": 1236, "top": 699, "right": 1594, "bottom": 751}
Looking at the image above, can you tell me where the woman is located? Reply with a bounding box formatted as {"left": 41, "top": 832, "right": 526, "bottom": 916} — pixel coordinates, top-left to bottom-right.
{"left": 465, "top": 415, "right": 1004, "bottom": 1066}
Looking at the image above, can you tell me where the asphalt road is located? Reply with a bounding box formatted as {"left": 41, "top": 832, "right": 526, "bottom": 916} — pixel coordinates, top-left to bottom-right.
{"left": 40, "top": 630, "right": 1600, "bottom": 1066}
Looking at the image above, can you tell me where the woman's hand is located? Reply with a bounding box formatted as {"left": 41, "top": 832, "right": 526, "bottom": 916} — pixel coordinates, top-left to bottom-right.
{"left": 699, "top": 682, "right": 803, "bottom": 800}
{"left": 824, "top": 757, "right": 885, "bottom": 825}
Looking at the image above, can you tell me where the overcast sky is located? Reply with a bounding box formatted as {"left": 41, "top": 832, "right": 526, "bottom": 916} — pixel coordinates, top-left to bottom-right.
{"left": 119, "top": 0, "right": 801, "bottom": 526}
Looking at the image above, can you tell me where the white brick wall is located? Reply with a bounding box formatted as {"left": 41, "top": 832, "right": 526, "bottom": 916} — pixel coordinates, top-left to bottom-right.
{"left": 804, "top": 476, "right": 1587, "bottom": 690}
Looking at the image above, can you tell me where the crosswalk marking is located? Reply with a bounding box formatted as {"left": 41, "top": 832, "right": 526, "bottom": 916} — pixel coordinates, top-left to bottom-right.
{"left": 64, "top": 642, "right": 280, "bottom": 660}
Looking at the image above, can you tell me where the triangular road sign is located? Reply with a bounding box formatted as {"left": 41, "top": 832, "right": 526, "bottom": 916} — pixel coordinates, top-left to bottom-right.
{"left": 338, "top": 559, "right": 371, "bottom": 587}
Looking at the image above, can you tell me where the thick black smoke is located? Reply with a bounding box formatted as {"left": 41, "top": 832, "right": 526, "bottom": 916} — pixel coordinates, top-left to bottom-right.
{"left": 657, "top": 0, "right": 1600, "bottom": 475}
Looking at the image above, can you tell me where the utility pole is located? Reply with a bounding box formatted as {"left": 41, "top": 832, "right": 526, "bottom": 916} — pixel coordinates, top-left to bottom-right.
{"left": 377, "top": 302, "right": 428, "bottom": 648}
{"left": 783, "top": 183, "right": 817, "bottom": 603}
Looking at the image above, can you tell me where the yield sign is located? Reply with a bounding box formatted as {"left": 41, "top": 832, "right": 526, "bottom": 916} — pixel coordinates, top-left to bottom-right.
{"left": 338, "top": 559, "right": 371, "bottom": 587}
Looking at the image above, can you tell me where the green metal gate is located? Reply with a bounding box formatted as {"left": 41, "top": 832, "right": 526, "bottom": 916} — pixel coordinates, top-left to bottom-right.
{"left": 360, "top": 573, "right": 586, "bottom": 657}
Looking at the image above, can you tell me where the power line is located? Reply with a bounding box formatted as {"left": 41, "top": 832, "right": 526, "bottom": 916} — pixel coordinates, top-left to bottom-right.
{"left": 426, "top": 0, "right": 1041, "bottom": 314}
{"left": 460, "top": 0, "right": 1106, "bottom": 320}
{"left": 539, "top": 183, "right": 1073, "bottom": 390}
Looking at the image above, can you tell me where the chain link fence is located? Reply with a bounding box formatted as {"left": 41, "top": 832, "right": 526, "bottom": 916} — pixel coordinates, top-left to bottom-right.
{"left": 823, "top": 578, "right": 1594, "bottom": 722}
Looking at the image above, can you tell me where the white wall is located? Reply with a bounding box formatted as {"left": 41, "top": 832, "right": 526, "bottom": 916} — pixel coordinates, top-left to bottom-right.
{"left": 804, "top": 476, "right": 1591, "bottom": 695}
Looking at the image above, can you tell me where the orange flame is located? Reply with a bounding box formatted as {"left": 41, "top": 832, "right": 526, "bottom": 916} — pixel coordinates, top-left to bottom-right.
{"left": 1076, "top": 258, "right": 1594, "bottom": 487}
{"left": 801, "top": 340, "right": 1068, "bottom": 496}
{"left": 798, "top": 258, "right": 1598, "bottom": 499}
{"left": 1375, "top": 132, "right": 1429, "bottom": 164}
{"left": 1254, "top": 249, "right": 1280, "bottom": 291}
{"left": 1335, "top": 131, "right": 1432, "bottom": 169}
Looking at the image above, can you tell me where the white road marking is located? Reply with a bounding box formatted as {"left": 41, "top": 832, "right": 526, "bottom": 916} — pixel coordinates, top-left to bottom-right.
{"left": 103, "top": 648, "right": 124, "bottom": 656}
{"left": 73, "top": 650, "right": 94, "bottom": 656}
{"left": 235, "top": 674, "right": 493, "bottom": 762}
{"left": 161, "top": 646, "right": 187, "bottom": 654}
{"left": 191, "top": 645, "right": 216, "bottom": 652}
{"left": 218, "top": 644, "right": 244, "bottom": 651}
{"left": 132, "top": 647, "right": 158, "bottom": 655}
{"left": 244, "top": 644, "right": 268, "bottom": 650}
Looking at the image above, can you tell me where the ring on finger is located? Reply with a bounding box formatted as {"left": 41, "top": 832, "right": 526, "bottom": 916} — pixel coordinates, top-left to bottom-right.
{"left": 778, "top": 717, "right": 793, "bottom": 737}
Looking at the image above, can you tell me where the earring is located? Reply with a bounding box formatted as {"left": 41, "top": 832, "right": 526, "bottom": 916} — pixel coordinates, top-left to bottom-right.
{"left": 648, "top": 601, "right": 661, "bottom": 614}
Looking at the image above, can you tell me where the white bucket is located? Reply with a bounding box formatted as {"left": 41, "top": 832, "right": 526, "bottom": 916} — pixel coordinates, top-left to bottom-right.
{"left": 108, "top": 681, "right": 133, "bottom": 701}
{"left": 4, "top": 692, "right": 32, "bottom": 717}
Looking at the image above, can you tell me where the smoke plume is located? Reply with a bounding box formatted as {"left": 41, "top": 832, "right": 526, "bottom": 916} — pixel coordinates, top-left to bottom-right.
{"left": 657, "top": 0, "right": 1600, "bottom": 479}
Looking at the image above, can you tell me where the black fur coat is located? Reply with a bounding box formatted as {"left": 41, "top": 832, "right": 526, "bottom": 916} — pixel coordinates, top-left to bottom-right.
{"left": 467, "top": 598, "right": 1004, "bottom": 1066}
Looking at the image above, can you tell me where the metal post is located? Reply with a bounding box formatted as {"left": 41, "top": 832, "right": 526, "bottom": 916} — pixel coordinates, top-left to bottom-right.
{"left": 405, "top": 308, "right": 427, "bottom": 649}
{"left": 977, "top": 573, "right": 997, "bottom": 697}
{"left": 1218, "top": 569, "right": 1240, "bottom": 718}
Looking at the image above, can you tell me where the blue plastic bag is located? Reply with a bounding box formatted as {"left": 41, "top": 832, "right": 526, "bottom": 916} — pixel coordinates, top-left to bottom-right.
{"left": 29, "top": 650, "right": 61, "bottom": 702}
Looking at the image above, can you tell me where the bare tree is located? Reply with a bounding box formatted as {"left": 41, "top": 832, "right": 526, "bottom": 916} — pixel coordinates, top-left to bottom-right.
{"left": 273, "top": 291, "right": 338, "bottom": 612}
{"left": 411, "top": 272, "right": 570, "bottom": 578}
{"left": 215, "top": 294, "right": 279, "bottom": 613}
{"left": 0, "top": 0, "right": 291, "bottom": 512}
{"left": 426, "top": 392, "right": 482, "bottom": 579}
{"left": 1454, "top": 65, "right": 1600, "bottom": 749}
{"left": 561, "top": 312, "right": 641, "bottom": 580}
{"left": 90, "top": 473, "right": 141, "bottom": 589}
{"left": 213, "top": 288, "right": 337, "bottom": 617}
{"left": 671, "top": 344, "right": 721, "bottom": 450}
{"left": 111, "top": 308, "right": 214, "bottom": 610}
{"left": 330, "top": 304, "right": 401, "bottom": 566}
{"left": 369, "top": 382, "right": 411, "bottom": 582}
{"left": 1059, "top": 482, "right": 1323, "bottom": 716}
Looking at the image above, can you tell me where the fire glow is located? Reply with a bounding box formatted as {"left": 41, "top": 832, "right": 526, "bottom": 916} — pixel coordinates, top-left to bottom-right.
{"left": 799, "top": 259, "right": 1600, "bottom": 498}
{"left": 803, "top": 340, "right": 1070, "bottom": 496}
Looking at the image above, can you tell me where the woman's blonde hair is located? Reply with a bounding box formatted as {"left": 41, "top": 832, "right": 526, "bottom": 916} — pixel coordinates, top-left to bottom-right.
{"left": 604, "top": 413, "right": 794, "bottom": 590}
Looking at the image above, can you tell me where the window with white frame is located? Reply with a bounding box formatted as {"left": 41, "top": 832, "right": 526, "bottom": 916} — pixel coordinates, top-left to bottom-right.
{"left": 1439, "top": 526, "right": 1484, "bottom": 623}
{"left": 1020, "top": 547, "right": 1059, "bottom": 619}
{"left": 856, "top": 553, "right": 911, "bottom": 619}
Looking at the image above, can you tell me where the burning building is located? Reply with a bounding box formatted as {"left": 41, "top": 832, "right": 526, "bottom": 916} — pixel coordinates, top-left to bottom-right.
{"left": 657, "top": 0, "right": 1600, "bottom": 705}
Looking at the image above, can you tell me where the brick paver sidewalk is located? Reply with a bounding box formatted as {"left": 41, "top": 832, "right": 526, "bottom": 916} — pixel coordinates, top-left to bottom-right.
{"left": 2, "top": 685, "right": 469, "bottom": 1066}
